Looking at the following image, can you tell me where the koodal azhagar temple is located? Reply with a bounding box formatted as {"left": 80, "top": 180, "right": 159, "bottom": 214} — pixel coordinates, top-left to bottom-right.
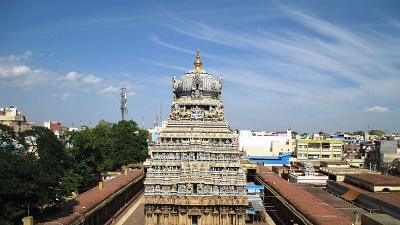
{"left": 144, "top": 51, "right": 247, "bottom": 225}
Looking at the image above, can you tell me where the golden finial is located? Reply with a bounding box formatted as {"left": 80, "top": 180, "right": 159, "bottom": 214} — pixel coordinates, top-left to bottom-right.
{"left": 194, "top": 49, "right": 202, "bottom": 70}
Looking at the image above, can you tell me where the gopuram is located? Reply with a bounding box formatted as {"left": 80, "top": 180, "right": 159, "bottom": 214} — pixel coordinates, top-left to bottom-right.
{"left": 144, "top": 50, "right": 247, "bottom": 225}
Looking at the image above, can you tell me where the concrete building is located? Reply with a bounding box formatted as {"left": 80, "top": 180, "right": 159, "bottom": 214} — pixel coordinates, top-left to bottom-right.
{"left": 42, "top": 121, "right": 62, "bottom": 138}
{"left": 238, "top": 129, "right": 293, "bottom": 157}
{"left": 295, "top": 139, "right": 342, "bottom": 162}
{"left": 0, "top": 106, "right": 35, "bottom": 132}
{"left": 143, "top": 51, "right": 247, "bottom": 225}
{"left": 288, "top": 161, "right": 328, "bottom": 186}
{"left": 363, "top": 140, "right": 400, "bottom": 173}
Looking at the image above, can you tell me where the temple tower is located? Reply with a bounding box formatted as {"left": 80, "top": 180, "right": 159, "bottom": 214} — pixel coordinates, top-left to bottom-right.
{"left": 144, "top": 50, "right": 247, "bottom": 225}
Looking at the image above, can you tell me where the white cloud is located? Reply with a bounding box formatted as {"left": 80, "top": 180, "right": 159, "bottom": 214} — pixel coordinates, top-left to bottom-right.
{"left": 0, "top": 65, "right": 31, "bottom": 78}
{"left": 363, "top": 106, "right": 389, "bottom": 113}
{"left": 65, "top": 71, "right": 80, "bottom": 81}
{"left": 97, "top": 85, "right": 120, "bottom": 96}
{"left": 0, "top": 54, "right": 57, "bottom": 87}
{"left": 61, "top": 92, "right": 72, "bottom": 99}
{"left": 0, "top": 51, "right": 32, "bottom": 62}
{"left": 62, "top": 72, "right": 103, "bottom": 90}
{"left": 82, "top": 74, "right": 102, "bottom": 84}
{"left": 13, "top": 65, "right": 31, "bottom": 75}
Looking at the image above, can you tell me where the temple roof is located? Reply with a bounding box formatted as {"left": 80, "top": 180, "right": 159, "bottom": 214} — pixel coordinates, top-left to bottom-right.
{"left": 172, "top": 50, "right": 222, "bottom": 99}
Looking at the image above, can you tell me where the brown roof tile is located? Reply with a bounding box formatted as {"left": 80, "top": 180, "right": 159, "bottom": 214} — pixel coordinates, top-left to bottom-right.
{"left": 258, "top": 166, "right": 353, "bottom": 225}
{"left": 38, "top": 170, "right": 143, "bottom": 224}
{"left": 335, "top": 181, "right": 400, "bottom": 211}
{"left": 345, "top": 174, "right": 400, "bottom": 186}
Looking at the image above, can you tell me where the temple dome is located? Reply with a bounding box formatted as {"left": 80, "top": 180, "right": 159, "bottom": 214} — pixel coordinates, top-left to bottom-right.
{"left": 172, "top": 50, "right": 222, "bottom": 99}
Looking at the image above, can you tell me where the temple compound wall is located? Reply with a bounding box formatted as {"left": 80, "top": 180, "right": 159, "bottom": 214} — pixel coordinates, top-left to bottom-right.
{"left": 37, "top": 170, "right": 144, "bottom": 225}
{"left": 143, "top": 51, "right": 248, "bottom": 225}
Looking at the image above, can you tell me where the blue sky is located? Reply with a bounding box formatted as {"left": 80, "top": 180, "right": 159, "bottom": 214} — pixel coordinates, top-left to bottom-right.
{"left": 1, "top": 1, "right": 399, "bottom": 133}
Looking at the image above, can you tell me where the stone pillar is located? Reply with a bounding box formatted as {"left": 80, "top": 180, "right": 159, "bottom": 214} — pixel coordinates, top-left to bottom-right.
{"left": 22, "top": 216, "right": 33, "bottom": 225}
{"left": 145, "top": 213, "right": 151, "bottom": 225}
{"left": 212, "top": 212, "right": 218, "bottom": 225}
{"left": 163, "top": 213, "right": 169, "bottom": 225}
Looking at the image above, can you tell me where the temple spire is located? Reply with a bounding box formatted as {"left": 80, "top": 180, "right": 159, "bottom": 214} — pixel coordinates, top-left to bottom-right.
{"left": 194, "top": 49, "right": 202, "bottom": 70}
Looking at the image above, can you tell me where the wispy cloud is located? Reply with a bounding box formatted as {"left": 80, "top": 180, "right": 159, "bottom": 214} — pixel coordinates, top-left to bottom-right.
{"left": 364, "top": 106, "right": 389, "bottom": 113}
{"left": 0, "top": 51, "right": 57, "bottom": 87}
{"left": 2, "top": 2, "right": 399, "bottom": 131}
{"left": 98, "top": 85, "right": 120, "bottom": 95}
{"left": 82, "top": 74, "right": 102, "bottom": 84}
{"left": 137, "top": 57, "right": 188, "bottom": 72}
{"left": 154, "top": 4, "right": 400, "bottom": 108}
{"left": 61, "top": 71, "right": 102, "bottom": 86}
{"left": 0, "top": 51, "right": 32, "bottom": 62}
{"left": 61, "top": 92, "right": 73, "bottom": 100}
{"left": 0, "top": 52, "right": 132, "bottom": 100}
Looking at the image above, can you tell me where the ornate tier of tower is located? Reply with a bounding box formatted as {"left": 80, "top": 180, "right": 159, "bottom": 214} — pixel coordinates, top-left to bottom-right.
{"left": 144, "top": 50, "right": 247, "bottom": 225}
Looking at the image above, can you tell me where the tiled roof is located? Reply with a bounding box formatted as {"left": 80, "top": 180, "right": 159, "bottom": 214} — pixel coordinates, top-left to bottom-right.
{"left": 257, "top": 166, "right": 353, "bottom": 225}
{"left": 335, "top": 181, "right": 400, "bottom": 211}
{"left": 38, "top": 170, "right": 143, "bottom": 224}
{"left": 363, "top": 192, "right": 400, "bottom": 210}
{"left": 346, "top": 174, "right": 400, "bottom": 186}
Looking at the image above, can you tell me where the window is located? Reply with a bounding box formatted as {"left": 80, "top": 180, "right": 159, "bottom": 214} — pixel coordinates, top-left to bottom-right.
{"left": 308, "top": 143, "right": 320, "bottom": 149}
{"left": 192, "top": 216, "right": 198, "bottom": 225}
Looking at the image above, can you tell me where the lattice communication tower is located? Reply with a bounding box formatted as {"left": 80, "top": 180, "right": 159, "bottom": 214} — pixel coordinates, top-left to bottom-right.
{"left": 120, "top": 87, "right": 128, "bottom": 120}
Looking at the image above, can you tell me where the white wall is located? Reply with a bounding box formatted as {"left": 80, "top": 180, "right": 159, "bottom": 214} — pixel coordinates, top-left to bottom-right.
{"left": 239, "top": 129, "right": 292, "bottom": 156}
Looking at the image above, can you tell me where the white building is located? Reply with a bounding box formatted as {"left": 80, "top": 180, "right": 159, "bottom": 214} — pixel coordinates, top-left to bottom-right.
{"left": 238, "top": 129, "right": 293, "bottom": 156}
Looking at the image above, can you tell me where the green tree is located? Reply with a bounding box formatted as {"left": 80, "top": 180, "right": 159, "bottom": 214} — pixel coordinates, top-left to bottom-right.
{"left": 0, "top": 125, "right": 75, "bottom": 224}
{"left": 0, "top": 124, "right": 27, "bottom": 224}
{"left": 110, "top": 120, "right": 148, "bottom": 170}
{"left": 93, "top": 120, "right": 114, "bottom": 172}
{"left": 19, "top": 126, "right": 73, "bottom": 207}
{"left": 353, "top": 131, "right": 365, "bottom": 136}
{"left": 66, "top": 128, "right": 104, "bottom": 190}
{"left": 65, "top": 119, "right": 149, "bottom": 190}
{"left": 369, "top": 130, "right": 385, "bottom": 137}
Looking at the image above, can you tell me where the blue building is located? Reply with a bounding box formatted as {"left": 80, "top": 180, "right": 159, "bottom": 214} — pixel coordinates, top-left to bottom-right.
{"left": 242, "top": 152, "right": 292, "bottom": 166}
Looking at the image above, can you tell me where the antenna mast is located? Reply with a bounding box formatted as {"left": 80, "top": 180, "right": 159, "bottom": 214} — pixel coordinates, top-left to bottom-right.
{"left": 160, "top": 95, "right": 162, "bottom": 124}
{"left": 120, "top": 87, "right": 128, "bottom": 120}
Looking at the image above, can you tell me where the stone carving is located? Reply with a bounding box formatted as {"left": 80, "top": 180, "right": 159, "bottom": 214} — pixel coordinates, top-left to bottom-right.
{"left": 169, "top": 103, "right": 181, "bottom": 120}
{"left": 216, "top": 104, "right": 224, "bottom": 121}
{"left": 190, "top": 106, "right": 203, "bottom": 120}
{"left": 144, "top": 51, "right": 247, "bottom": 225}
